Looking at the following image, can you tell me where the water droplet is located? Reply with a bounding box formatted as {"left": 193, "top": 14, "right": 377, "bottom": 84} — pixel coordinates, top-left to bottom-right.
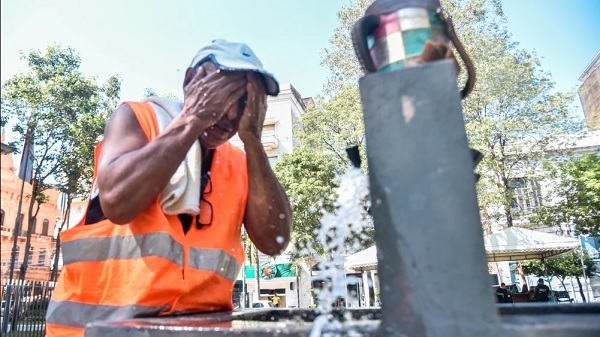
{"left": 268, "top": 205, "right": 273, "bottom": 210}
{"left": 212, "top": 113, "right": 216, "bottom": 117}
{"left": 216, "top": 69, "right": 221, "bottom": 73}
{"left": 203, "top": 132, "right": 208, "bottom": 136}
{"left": 276, "top": 236, "right": 284, "bottom": 244}
{"left": 279, "top": 214, "right": 285, "bottom": 219}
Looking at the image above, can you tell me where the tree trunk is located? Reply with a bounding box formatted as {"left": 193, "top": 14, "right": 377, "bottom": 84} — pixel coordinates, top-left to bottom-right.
{"left": 500, "top": 172, "right": 514, "bottom": 228}
{"left": 19, "top": 180, "right": 40, "bottom": 281}
{"left": 558, "top": 277, "right": 567, "bottom": 294}
{"left": 504, "top": 205, "right": 514, "bottom": 228}
{"left": 575, "top": 276, "right": 587, "bottom": 303}
{"left": 51, "top": 195, "right": 71, "bottom": 282}
{"left": 516, "top": 263, "right": 528, "bottom": 291}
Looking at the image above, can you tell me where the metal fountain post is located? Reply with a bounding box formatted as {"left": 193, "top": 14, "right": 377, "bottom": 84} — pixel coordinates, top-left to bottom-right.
{"left": 359, "top": 59, "right": 502, "bottom": 337}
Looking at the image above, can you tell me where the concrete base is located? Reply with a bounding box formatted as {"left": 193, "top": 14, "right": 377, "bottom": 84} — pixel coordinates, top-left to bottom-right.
{"left": 359, "top": 60, "right": 501, "bottom": 336}
{"left": 85, "top": 304, "right": 600, "bottom": 337}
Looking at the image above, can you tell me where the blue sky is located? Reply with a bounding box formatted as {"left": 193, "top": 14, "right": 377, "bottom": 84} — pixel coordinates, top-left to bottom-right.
{"left": 1, "top": 0, "right": 599, "bottom": 133}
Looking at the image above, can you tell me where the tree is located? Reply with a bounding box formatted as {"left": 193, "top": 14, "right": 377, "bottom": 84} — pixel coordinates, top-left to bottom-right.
{"left": 449, "top": 0, "right": 583, "bottom": 228}
{"left": 532, "top": 154, "right": 600, "bottom": 236}
{"left": 302, "top": 0, "right": 582, "bottom": 230}
{"left": 143, "top": 88, "right": 179, "bottom": 99}
{"left": 522, "top": 251, "right": 596, "bottom": 302}
{"left": 1, "top": 44, "right": 121, "bottom": 280}
{"left": 295, "top": 0, "right": 370, "bottom": 169}
{"left": 296, "top": 84, "right": 368, "bottom": 170}
{"left": 273, "top": 147, "right": 343, "bottom": 258}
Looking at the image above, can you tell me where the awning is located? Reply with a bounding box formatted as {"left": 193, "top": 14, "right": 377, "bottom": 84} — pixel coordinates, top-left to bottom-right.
{"left": 345, "top": 245, "right": 378, "bottom": 271}
{"left": 484, "top": 227, "right": 580, "bottom": 262}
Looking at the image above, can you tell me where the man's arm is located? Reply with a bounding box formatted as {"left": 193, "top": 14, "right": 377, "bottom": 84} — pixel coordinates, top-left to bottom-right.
{"left": 98, "top": 67, "right": 246, "bottom": 224}
{"left": 239, "top": 74, "right": 292, "bottom": 256}
{"left": 97, "top": 104, "right": 205, "bottom": 224}
{"left": 243, "top": 137, "right": 292, "bottom": 255}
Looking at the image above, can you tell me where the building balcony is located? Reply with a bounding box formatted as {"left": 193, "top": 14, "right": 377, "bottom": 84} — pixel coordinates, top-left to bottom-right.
{"left": 261, "top": 131, "right": 279, "bottom": 151}
{"left": 230, "top": 128, "right": 279, "bottom": 151}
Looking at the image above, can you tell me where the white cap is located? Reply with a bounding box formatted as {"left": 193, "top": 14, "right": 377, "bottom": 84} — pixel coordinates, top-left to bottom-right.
{"left": 190, "top": 39, "right": 280, "bottom": 96}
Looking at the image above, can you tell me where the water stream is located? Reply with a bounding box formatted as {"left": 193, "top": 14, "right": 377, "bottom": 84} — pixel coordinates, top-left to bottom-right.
{"left": 309, "top": 167, "right": 371, "bottom": 337}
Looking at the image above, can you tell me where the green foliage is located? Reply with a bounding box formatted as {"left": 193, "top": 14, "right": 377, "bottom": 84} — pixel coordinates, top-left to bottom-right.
{"left": 320, "top": 0, "right": 371, "bottom": 90}
{"left": 522, "top": 251, "right": 596, "bottom": 280}
{"left": 2, "top": 44, "right": 120, "bottom": 196}
{"left": 1, "top": 44, "right": 121, "bottom": 279}
{"left": 144, "top": 87, "right": 179, "bottom": 100}
{"left": 307, "top": 0, "right": 583, "bottom": 231}
{"left": 532, "top": 154, "right": 600, "bottom": 235}
{"left": 273, "top": 147, "right": 343, "bottom": 257}
{"left": 445, "top": 0, "right": 583, "bottom": 226}
{"left": 296, "top": 84, "right": 367, "bottom": 169}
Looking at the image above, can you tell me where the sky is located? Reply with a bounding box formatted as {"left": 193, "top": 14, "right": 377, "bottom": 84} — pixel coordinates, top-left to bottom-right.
{"left": 1, "top": 0, "right": 599, "bottom": 143}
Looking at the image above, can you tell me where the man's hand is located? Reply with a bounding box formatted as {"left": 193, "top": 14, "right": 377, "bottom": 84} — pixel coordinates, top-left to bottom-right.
{"left": 181, "top": 63, "right": 247, "bottom": 134}
{"left": 417, "top": 40, "right": 460, "bottom": 74}
{"left": 238, "top": 73, "right": 267, "bottom": 143}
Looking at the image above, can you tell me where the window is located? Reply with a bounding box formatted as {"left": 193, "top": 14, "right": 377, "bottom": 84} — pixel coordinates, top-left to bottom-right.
{"left": 28, "top": 246, "right": 34, "bottom": 264}
{"left": 509, "top": 178, "right": 542, "bottom": 215}
{"left": 18, "top": 213, "right": 24, "bottom": 235}
{"left": 39, "top": 249, "right": 46, "bottom": 266}
{"left": 1, "top": 209, "right": 4, "bottom": 227}
{"left": 42, "top": 219, "right": 49, "bottom": 236}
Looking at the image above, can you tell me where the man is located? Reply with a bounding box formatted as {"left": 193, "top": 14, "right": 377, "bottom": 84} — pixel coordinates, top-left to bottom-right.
{"left": 46, "top": 40, "right": 292, "bottom": 337}
{"left": 495, "top": 283, "right": 512, "bottom": 303}
{"left": 271, "top": 292, "right": 281, "bottom": 308}
{"left": 533, "top": 278, "right": 550, "bottom": 302}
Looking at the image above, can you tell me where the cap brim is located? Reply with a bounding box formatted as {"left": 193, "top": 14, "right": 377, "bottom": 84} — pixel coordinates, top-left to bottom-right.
{"left": 195, "top": 54, "right": 280, "bottom": 96}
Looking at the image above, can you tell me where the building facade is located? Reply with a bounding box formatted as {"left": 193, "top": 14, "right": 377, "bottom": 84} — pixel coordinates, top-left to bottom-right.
{"left": 579, "top": 52, "right": 600, "bottom": 131}
{"left": 230, "top": 83, "right": 315, "bottom": 308}
{"left": 1, "top": 137, "right": 62, "bottom": 281}
{"left": 230, "top": 83, "right": 308, "bottom": 165}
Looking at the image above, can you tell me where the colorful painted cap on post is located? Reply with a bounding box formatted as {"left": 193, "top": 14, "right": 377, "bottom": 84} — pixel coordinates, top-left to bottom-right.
{"left": 190, "top": 39, "right": 280, "bottom": 96}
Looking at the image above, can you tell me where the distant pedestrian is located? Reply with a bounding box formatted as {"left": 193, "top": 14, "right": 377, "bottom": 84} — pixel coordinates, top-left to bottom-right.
{"left": 533, "top": 278, "right": 550, "bottom": 302}
{"left": 496, "top": 283, "right": 512, "bottom": 303}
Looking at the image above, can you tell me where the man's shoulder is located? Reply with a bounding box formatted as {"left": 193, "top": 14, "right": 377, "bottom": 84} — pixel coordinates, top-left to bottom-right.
{"left": 224, "top": 142, "right": 247, "bottom": 157}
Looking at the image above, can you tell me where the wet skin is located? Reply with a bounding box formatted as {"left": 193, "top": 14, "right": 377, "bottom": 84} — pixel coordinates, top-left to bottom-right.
{"left": 96, "top": 61, "right": 291, "bottom": 255}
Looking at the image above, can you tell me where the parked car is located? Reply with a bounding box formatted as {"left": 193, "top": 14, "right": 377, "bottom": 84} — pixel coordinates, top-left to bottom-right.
{"left": 252, "top": 300, "right": 274, "bottom": 308}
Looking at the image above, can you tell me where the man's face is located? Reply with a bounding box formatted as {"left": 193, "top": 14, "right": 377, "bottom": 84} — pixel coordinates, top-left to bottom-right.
{"left": 195, "top": 62, "right": 246, "bottom": 149}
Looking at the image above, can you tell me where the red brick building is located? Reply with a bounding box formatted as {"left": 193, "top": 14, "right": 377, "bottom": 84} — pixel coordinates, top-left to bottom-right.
{"left": 1, "top": 136, "right": 62, "bottom": 281}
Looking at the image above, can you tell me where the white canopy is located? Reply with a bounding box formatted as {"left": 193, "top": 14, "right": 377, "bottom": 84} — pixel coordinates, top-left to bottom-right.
{"left": 345, "top": 245, "right": 378, "bottom": 271}
{"left": 484, "top": 227, "right": 580, "bottom": 262}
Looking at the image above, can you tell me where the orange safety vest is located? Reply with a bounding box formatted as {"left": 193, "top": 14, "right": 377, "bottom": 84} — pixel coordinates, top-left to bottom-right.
{"left": 46, "top": 102, "right": 248, "bottom": 337}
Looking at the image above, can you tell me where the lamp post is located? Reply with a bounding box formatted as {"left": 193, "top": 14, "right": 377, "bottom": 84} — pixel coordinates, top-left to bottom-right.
{"left": 578, "top": 234, "right": 592, "bottom": 302}
{"left": 36, "top": 237, "right": 51, "bottom": 277}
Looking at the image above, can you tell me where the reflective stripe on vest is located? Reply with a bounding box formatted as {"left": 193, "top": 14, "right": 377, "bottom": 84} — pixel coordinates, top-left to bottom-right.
{"left": 62, "top": 232, "right": 184, "bottom": 266}
{"left": 62, "top": 233, "right": 241, "bottom": 280}
{"left": 46, "top": 300, "right": 167, "bottom": 328}
{"left": 188, "top": 247, "right": 241, "bottom": 281}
